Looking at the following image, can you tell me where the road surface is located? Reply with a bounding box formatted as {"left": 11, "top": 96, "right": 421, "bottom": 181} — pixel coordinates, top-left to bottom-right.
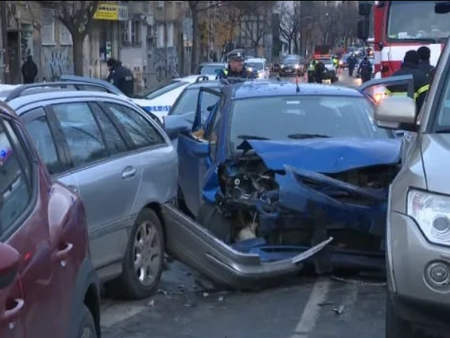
{"left": 101, "top": 71, "right": 386, "bottom": 338}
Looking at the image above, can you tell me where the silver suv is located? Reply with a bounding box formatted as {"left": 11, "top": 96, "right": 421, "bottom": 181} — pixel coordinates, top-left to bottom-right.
{"left": 3, "top": 84, "right": 177, "bottom": 300}
{"left": 370, "top": 43, "right": 450, "bottom": 336}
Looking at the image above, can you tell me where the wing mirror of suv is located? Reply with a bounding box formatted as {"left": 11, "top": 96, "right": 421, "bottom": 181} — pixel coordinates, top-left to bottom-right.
{"left": 0, "top": 243, "right": 20, "bottom": 290}
{"left": 374, "top": 96, "right": 417, "bottom": 131}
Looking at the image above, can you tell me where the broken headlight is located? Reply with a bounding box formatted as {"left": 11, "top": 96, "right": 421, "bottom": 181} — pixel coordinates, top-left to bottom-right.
{"left": 407, "top": 189, "right": 450, "bottom": 246}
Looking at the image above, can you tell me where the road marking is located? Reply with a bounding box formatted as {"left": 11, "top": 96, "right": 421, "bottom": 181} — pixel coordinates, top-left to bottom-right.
{"left": 290, "top": 277, "right": 331, "bottom": 338}
{"left": 101, "top": 302, "right": 148, "bottom": 328}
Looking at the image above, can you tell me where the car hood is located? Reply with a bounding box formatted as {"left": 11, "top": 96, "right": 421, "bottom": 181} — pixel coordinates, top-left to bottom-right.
{"left": 421, "top": 134, "right": 450, "bottom": 194}
{"left": 242, "top": 138, "right": 401, "bottom": 174}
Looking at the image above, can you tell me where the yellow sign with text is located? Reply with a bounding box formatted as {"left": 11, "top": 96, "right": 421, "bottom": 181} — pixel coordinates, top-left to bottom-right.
{"left": 94, "top": 4, "right": 123, "bottom": 20}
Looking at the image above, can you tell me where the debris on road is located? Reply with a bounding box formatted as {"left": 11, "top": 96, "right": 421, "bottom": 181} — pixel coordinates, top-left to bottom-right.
{"left": 148, "top": 299, "right": 155, "bottom": 307}
{"left": 218, "top": 296, "right": 224, "bottom": 302}
{"left": 333, "top": 305, "right": 346, "bottom": 315}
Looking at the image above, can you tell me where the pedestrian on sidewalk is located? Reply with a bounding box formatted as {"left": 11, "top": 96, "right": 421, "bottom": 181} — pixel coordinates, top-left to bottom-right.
{"left": 21, "top": 55, "right": 38, "bottom": 84}
{"left": 106, "top": 58, "right": 134, "bottom": 97}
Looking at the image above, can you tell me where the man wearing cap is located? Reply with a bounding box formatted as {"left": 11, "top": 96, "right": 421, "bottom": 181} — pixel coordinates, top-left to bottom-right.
{"left": 106, "top": 58, "right": 135, "bottom": 97}
{"left": 216, "top": 49, "right": 255, "bottom": 80}
{"left": 385, "top": 50, "right": 430, "bottom": 114}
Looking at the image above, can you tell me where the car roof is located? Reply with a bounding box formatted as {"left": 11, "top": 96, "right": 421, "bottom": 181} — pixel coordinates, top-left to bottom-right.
{"left": 231, "top": 81, "right": 364, "bottom": 100}
{"left": 245, "top": 58, "right": 264, "bottom": 63}
{"left": 7, "top": 90, "right": 131, "bottom": 114}
{"left": 180, "top": 75, "right": 216, "bottom": 82}
{"left": 200, "top": 62, "right": 225, "bottom": 66}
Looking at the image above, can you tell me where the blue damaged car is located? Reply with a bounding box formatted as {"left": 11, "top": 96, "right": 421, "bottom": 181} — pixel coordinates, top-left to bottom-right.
{"left": 163, "top": 78, "right": 407, "bottom": 290}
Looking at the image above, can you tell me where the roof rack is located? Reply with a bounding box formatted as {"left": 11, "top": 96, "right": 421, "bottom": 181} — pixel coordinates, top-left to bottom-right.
{"left": 4, "top": 81, "right": 118, "bottom": 102}
{"left": 195, "top": 75, "right": 210, "bottom": 83}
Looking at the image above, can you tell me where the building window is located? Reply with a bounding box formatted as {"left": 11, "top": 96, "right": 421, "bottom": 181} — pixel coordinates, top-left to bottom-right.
{"left": 131, "top": 20, "right": 141, "bottom": 45}
{"left": 157, "top": 23, "right": 164, "bottom": 48}
{"left": 41, "top": 9, "right": 55, "bottom": 45}
{"left": 167, "top": 22, "right": 174, "bottom": 48}
{"left": 59, "top": 24, "right": 73, "bottom": 45}
{"left": 121, "top": 21, "right": 129, "bottom": 44}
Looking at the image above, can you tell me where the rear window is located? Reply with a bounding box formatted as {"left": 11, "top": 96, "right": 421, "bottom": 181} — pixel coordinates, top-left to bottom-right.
{"left": 145, "top": 80, "right": 188, "bottom": 100}
{"left": 199, "top": 65, "right": 223, "bottom": 75}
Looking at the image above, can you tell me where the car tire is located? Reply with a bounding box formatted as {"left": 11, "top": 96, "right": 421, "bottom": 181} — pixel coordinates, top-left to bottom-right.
{"left": 76, "top": 305, "right": 97, "bottom": 338}
{"left": 109, "top": 208, "right": 164, "bottom": 300}
{"left": 197, "top": 203, "right": 232, "bottom": 242}
{"left": 386, "top": 292, "right": 418, "bottom": 338}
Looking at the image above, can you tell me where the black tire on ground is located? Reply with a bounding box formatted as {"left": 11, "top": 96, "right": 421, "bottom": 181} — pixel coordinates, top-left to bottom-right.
{"left": 197, "top": 203, "right": 232, "bottom": 242}
{"left": 76, "top": 305, "right": 97, "bottom": 338}
{"left": 108, "top": 208, "right": 164, "bottom": 300}
{"left": 385, "top": 292, "right": 418, "bottom": 338}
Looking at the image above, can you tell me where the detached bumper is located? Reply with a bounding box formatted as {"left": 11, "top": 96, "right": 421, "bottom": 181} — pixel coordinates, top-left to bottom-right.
{"left": 162, "top": 204, "right": 332, "bottom": 290}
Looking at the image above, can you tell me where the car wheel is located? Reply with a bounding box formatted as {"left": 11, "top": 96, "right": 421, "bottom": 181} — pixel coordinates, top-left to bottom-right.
{"left": 386, "top": 292, "right": 417, "bottom": 338}
{"left": 76, "top": 305, "right": 97, "bottom": 338}
{"left": 197, "top": 203, "right": 232, "bottom": 242}
{"left": 109, "top": 208, "right": 164, "bottom": 300}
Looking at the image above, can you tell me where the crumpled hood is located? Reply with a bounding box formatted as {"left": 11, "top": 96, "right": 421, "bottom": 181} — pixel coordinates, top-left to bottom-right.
{"left": 243, "top": 138, "right": 401, "bottom": 174}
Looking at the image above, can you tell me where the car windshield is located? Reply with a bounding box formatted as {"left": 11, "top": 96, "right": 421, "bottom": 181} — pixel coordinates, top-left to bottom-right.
{"left": 199, "top": 65, "right": 223, "bottom": 76}
{"left": 229, "top": 95, "right": 392, "bottom": 151}
{"left": 169, "top": 87, "right": 221, "bottom": 116}
{"left": 145, "top": 80, "right": 188, "bottom": 100}
{"left": 284, "top": 59, "right": 299, "bottom": 65}
{"left": 318, "top": 59, "right": 332, "bottom": 65}
{"left": 387, "top": 1, "right": 450, "bottom": 41}
{"left": 245, "top": 62, "right": 264, "bottom": 70}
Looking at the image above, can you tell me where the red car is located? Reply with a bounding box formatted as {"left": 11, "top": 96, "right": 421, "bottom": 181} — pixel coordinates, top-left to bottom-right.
{"left": 0, "top": 101, "right": 100, "bottom": 338}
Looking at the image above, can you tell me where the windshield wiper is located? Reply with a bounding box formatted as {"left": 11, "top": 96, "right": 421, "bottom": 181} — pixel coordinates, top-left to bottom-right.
{"left": 288, "top": 133, "right": 330, "bottom": 139}
{"left": 237, "top": 135, "right": 270, "bottom": 140}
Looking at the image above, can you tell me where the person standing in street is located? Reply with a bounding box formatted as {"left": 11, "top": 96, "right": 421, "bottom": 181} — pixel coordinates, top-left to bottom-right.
{"left": 216, "top": 49, "right": 255, "bottom": 80}
{"left": 314, "top": 60, "right": 326, "bottom": 84}
{"left": 358, "top": 56, "right": 373, "bottom": 83}
{"left": 106, "top": 58, "right": 135, "bottom": 97}
{"left": 307, "top": 58, "right": 317, "bottom": 83}
{"left": 417, "top": 46, "right": 435, "bottom": 78}
{"left": 21, "top": 55, "right": 38, "bottom": 84}
{"left": 347, "top": 54, "right": 357, "bottom": 77}
{"left": 385, "top": 50, "right": 430, "bottom": 114}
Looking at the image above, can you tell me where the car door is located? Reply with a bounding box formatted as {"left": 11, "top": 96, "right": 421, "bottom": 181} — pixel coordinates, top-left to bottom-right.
{"left": 46, "top": 100, "right": 141, "bottom": 270}
{"left": 0, "top": 114, "right": 69, "bottom": 338}
{"left": 178, "top": 90, "right": 223, "bottom": 217}
{"left": 101, "top": 101, "right": 177, "bottom": 211}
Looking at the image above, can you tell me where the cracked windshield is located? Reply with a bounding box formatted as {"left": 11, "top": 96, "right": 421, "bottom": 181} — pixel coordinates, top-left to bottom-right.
{"left": 0, "top": 0, "right": 447, "bottom": 337}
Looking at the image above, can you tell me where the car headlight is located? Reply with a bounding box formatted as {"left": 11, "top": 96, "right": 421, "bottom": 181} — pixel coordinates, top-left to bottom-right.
{"left": 407, "top": 189, "right": 450, "bottom": 246}
{"left": 280, "top": 65, "right": 284, "bottom": 69}
{"left": 294, "top": 64, "right": 299, "bottom": 69}
{"left": 248, "top": 67, "right": 253, "bottom": 72}
{"left": 258, "top": 72, "right": 265, "bottom": 79}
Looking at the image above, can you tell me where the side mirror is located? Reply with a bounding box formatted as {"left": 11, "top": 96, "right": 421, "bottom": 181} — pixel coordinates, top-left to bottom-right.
{"left": 358, "top": 2, "right": 372, "bottom": 16}
{"left": 0, "top": 243, "right": 19, "bottom": 290}
{"left": 375, "top": 96, "right": 417, "bottom": 131}
{"left": 357, "top": 19, "right": 370, "bottom": 41}
{"left": 435, "top": 1, "right": 450, "bottom": 14}
{"left": 190, "top": 139, "right": 210, "bottom": 157}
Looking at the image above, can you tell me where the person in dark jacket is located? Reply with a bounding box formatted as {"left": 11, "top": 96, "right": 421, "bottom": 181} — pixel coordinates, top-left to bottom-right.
{"left": 216, "top": 49, "right": 255, "bottom": 80}
{"left": 106, "top": 58, "right": 134, "bottom": 97}
{"left": 358, "top": 56, "right": 373, "bottom": 83}
{"left": 347, "top": 54, "right": 357, "bottom": 77}
{"left": 386, "top": 50, "right": 430, "bottom": 114}
{"left": 417, "top": 46, "right": 435, "bottom": 78}
{"left": 314, "top": 60, "right": 326, "bottom": 83}
{"left": 21, "top": 55, "right": 38, "bottom": 84}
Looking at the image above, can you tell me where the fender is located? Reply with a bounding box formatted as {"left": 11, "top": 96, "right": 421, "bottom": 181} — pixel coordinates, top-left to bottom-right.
{"left": 68, "top": 258, "right": 101, "bottom": 338}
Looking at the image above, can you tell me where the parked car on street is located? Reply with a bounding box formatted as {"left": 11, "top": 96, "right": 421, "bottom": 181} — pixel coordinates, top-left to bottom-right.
{"left": 197, "top": 62, "right": 227, "bottom": 76}
{"left": 279, "top": 57, "right": 305, "bottom": 77}
{"left": 244, "top": 58, "right": 270, "bottom": 79}
{"left": 60, "top": 74, "right": 214, "bottom": 123}
{"left": 0, "top": 101, "right": 101, "bottom": 337}
{"left": 368, "top": 32, "right": 450, "bottom": 337}
{"left": 2, "top": 83, "right": 178, "bottom": 300}
{"left": 163, "top": 79, "right": 400, "bottom": 290}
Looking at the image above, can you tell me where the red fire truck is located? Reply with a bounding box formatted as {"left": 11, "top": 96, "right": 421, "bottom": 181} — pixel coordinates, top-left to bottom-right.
{"left": 370, "top": 1, "right": 448, "bottom": 79}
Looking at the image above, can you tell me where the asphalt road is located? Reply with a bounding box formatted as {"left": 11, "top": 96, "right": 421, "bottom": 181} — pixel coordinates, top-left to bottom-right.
{"left": 101, "top": 70, "right": 385, "bottom": 338}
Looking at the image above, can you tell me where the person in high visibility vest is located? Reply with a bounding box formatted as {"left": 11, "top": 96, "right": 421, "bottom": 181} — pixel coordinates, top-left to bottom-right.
{"left": 216, "top": 49, "right": 255, "bottom": 80}
{"left": 385, "top": 50, "right": 430, "bottom": 114}
{"left": 332, "top": 56, "right": 339, "bottom": 74}
{"left": 307, "top": 58, "right": 317, "bottom": 83}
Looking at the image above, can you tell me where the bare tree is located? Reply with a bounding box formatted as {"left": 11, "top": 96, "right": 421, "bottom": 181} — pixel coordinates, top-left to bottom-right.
{"left": 232, "top": 1, "right": 276, "bottom": 55}
{"left": 56, "top": 1, "right": 99, "bottom": 76}
{"left": 278, "top": 1, "right": 301, "bottom": 53}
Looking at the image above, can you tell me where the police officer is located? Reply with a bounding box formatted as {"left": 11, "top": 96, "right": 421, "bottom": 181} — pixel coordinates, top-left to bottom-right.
{"left": 358, "top": 56, "right": 373, "bottom": 83}
{"left": 386, "top": 50, "right": 430, "bottom": 114}
{"left": 315, "top": 59, "right": 326, "bottom": 84}
{"left": 106, "top": 58, "right": 134, "bottom": 97}
{"left": 307, "top": 58, "right": 317, "bottom": 83}
{"left": 417, "top": 46, "right": 435, "bottom": 78}
{"left": 347, "top": 54, "right": 357, "bottom": 77}
{"left": 216, "top": 49, "right": 255, "bottom": 80}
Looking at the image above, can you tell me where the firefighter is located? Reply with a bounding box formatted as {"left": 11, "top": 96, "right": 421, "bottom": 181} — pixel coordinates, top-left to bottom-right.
{"left": 216, "top": 49, "right": 255, "bottom": 80}
{"left": 417, "top": 46, "right": 435, "bottom": 78}
{"left": 358, "top": 56, "right": 373, "bottom": 83}
{"left": 307, "top": 58, "right": 317, "bottom": 83}
{"left": 385, "top": 50, "right": 430, "bottom": 114}
{"left": 106, "top": 58, "right": 134, "bottom": 97}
